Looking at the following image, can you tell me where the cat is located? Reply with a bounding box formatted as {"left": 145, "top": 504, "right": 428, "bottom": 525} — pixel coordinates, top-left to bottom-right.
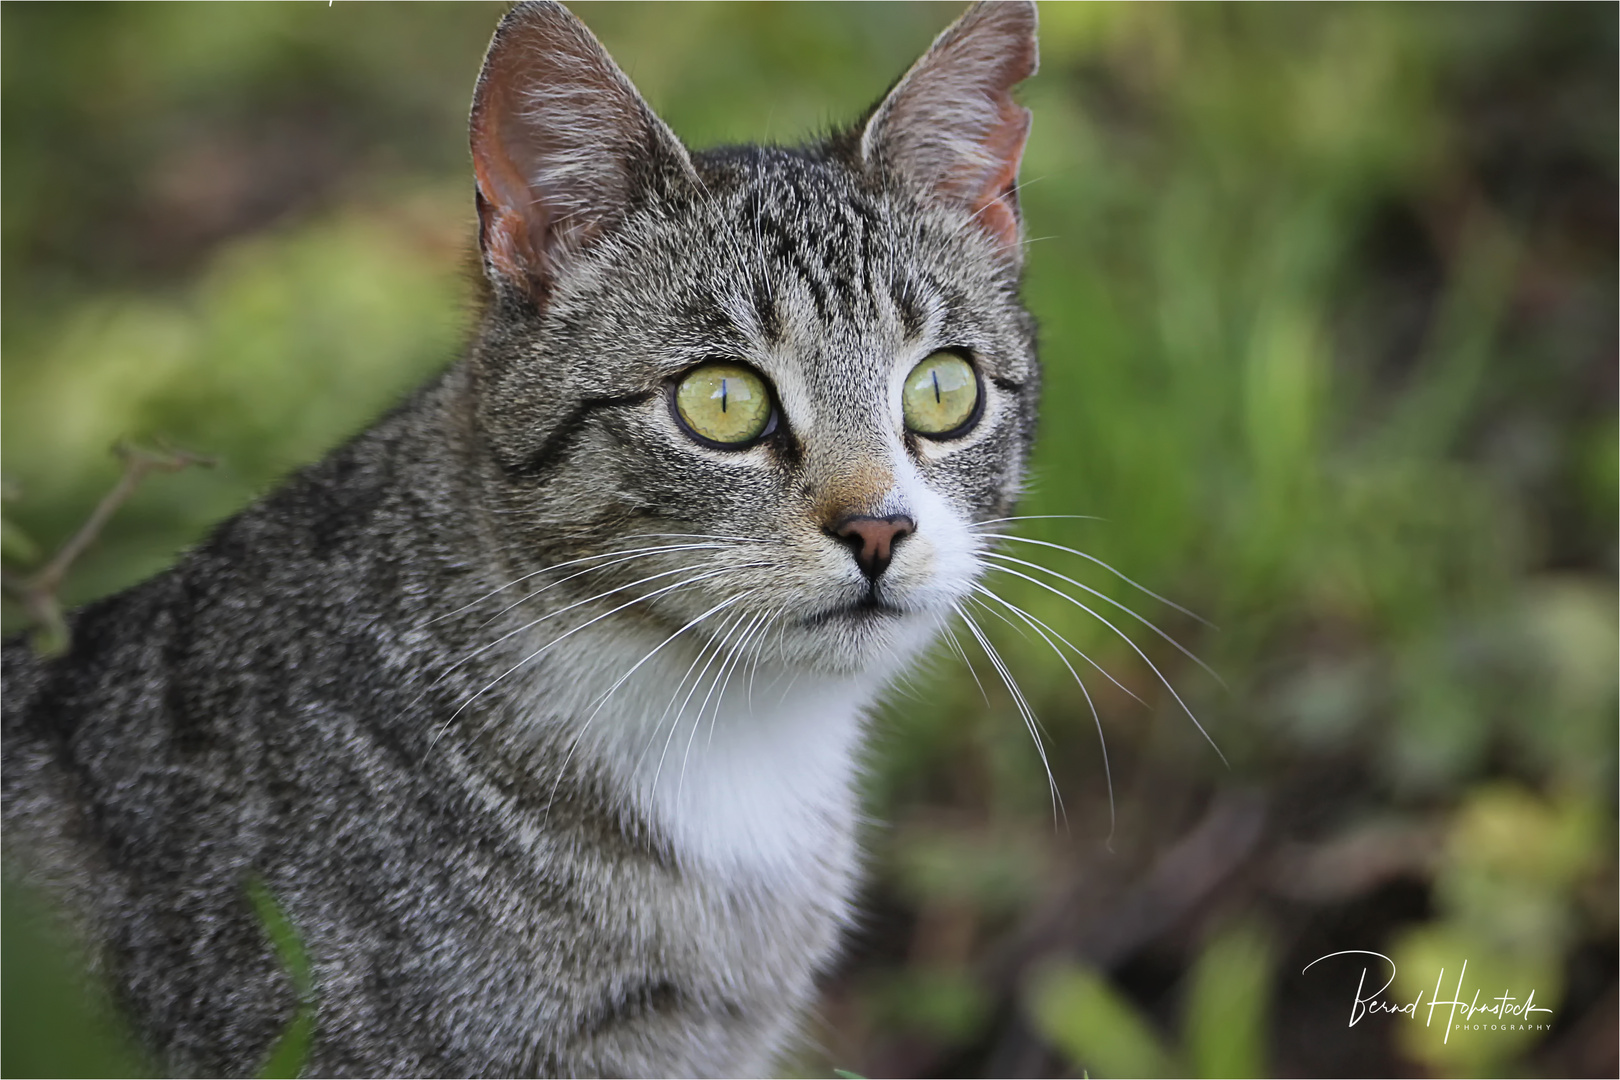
{"left": 1, "top": 2, "right": 1039, "bottom": 1076}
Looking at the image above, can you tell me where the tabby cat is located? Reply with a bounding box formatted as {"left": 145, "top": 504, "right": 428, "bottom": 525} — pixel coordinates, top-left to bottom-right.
{"left": 1, "top": 2, "right": 1040, "bottom": 1075}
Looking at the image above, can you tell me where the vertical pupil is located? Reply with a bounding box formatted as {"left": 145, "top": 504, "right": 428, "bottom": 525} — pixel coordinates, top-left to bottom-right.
{"left": 720, "top": 377, "right": 728, "bottom": 413}
{"left": 932, "top": 369, "right": 942, "bottom": 403}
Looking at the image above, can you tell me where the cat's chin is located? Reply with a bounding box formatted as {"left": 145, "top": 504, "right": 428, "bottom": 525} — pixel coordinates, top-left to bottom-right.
{"left": 781, "top": 600, "right": 945, "bottom": 679}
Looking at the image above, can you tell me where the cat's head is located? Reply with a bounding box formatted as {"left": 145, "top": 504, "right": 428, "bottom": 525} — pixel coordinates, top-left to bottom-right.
{"left": 463, "top": 1, "right": 1038, "bottom": 679}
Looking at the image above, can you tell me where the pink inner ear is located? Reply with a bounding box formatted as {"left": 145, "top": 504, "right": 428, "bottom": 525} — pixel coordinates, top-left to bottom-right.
{"left": 473, "top": 140, "right": 538, "bottom": 291}
{"left": 965, "top": 104, "right": 1030, "bottom": 251}
{"left": 471, "top": 70, "right": 558, "bottom": 298}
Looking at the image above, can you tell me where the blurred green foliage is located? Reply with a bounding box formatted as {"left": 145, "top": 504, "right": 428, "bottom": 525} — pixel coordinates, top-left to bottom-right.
{"left": 2, "top": 3, "right": 1614, "bottom": 1077}
{"left": 1030, "top": 921, "right": 1275, "bottom": 1078}
{"left": 1391, "top": 784, "right": 1610, "bottom": 1076}
{"left": 1032, "top": 960, "right": 1183, "bottom": 1077}
{"left": 0, "top": 878, "right": 148, "bottom": 1079}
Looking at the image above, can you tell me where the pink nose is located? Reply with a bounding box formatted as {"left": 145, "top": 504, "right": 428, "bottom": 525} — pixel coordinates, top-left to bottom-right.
{"left": 832, "top": 514, "right": 916, "bottom": 581}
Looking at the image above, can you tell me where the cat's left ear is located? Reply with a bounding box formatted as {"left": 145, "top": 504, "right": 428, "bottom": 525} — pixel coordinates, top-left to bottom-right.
{"left": 860, "top": 0, "right": 1038, "bottom": 255}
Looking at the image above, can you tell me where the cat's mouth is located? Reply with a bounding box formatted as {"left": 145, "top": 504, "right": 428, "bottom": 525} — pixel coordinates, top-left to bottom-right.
{"left": 802, "top": 592, "right": 911, "bottom": 627}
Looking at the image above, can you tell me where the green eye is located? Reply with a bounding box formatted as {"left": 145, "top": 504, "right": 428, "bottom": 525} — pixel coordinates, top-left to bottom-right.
{"left": 674, "top": 362, "right": 774, "bottom": 447}
{"left": 902, "top": 351, "right": 979, "bottom": 436}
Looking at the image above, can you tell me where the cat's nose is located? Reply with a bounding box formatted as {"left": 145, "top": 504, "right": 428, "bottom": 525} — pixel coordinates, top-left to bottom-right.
{"left": 832, "top": 514, "right": 915, "bottom": 581}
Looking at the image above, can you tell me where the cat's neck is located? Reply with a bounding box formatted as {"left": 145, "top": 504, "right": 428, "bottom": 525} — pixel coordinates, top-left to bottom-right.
{"left": 500, "top": 624, "right": 886, "bottom": 886}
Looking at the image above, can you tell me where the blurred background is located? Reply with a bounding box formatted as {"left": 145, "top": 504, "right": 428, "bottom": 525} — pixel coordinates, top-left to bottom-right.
{"left": 2, "top": 3, "right": 1614, "bottom": 1077}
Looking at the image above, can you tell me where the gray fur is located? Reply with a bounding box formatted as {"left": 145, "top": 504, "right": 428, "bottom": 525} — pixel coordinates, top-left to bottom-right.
{"left": 2, "top": 3, "right": 1040, "bottom": 1076}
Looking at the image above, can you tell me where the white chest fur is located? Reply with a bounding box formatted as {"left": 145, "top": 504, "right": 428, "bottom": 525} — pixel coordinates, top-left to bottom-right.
{"left": 510, "top": 625, "right": 885, "bottom": 885}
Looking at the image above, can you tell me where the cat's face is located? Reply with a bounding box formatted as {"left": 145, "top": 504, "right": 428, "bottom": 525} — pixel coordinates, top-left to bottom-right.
{"left": 465, "top": 1, "right": 1038, "bottom": 679}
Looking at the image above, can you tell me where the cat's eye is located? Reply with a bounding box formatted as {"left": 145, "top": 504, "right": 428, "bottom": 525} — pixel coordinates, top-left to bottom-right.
{"left": 902, "top": 351, "right": 980, "bottom": 437}
{"left": 673, "top": 362, "right": 776, "bottom": 448}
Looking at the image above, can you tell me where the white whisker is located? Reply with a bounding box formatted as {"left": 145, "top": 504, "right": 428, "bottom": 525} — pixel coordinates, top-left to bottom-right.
{"left": 970, "top": 514, "right": 1104, "bottom": 528}
{"left": 964, "top": 595, "right": 1059, "bottom": 747}
{"left": 983, "top": 550, "right": 1224, "bottom": 687}
{"left": 744, "top": 605, "right": 783, "bottom": 713}
{"left": 977, "top": 533, "right": 1213, "bottom": 629}
{"left": 652, "top": 607, "right": 749, "bottom": 812}
{"left": 981, "top": 560, "right": 1229, "bottom": 767}
{"left": 421, "top": 541, "right": 731, "bottom": 627}
{"left": 634, "top": 606, "right": 741, "bottom": 778}
{"left": 720, "top": 607, "right": 775, "bottom": 740}
{"left": 940, "top": 625, "right": 992, "bottom": 709}
{"left": 952, "top": 602, "right": 1066, "bottom": 829}
{"left": 948, "top": 174, "right": 1045, "bottom": 242}
{"left": 430, "top": 566, "right": 754, "bottom": 749}
{"left": 969, "top": 591, "right": 1040, "bottom": 646}
{"left": 681, "top": 608, "right": 767, "bottom": 803}
{"left": 626, "top": 532, "right": 783, "bottom": 546}
{"left": 774, "top": 669, "right": 803, "bottom": 709}
{"left": 424, "top": 562, "right": 741, "bottom": 708}
{"left": 970, "top": 582, "right": 1144, "bottom": 706}
{"left": 476, "top": 543, "right": 736, "bottom": 628}
{"left": 970, "top": 584, "right": 1115, "bottom": 836}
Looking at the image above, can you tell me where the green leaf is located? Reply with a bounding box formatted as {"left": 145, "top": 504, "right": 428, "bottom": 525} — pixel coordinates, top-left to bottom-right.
{"left": 258, "top": 1008, "right": 315, "bottom": 1080}
{"left": 1028, "top": 962, "right": 1179, "bottom": 1078}
{"left": 246, "top": 876, "right": 315, "bottom": 1079}
{"left": 1183, "top": 923, "right": 1274, "bottom": 1079}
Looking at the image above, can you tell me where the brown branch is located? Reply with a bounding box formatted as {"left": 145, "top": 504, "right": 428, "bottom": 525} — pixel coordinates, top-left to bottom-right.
{"left": 3, "top": 441, "right": 214, "bottom": 657}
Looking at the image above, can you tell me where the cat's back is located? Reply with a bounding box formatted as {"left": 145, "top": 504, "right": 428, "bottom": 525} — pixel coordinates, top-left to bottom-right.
{"left": 2, "top": 409, "right": 422, "bottom": 828}
{"left": 2, "top": 556, "right": 295, "bottom": 1072}
{"left": 2, "top": 562, "right": 227, "bottom": 886}
{"left": 0, "top": 419, "right": 490, "bottom": 1074}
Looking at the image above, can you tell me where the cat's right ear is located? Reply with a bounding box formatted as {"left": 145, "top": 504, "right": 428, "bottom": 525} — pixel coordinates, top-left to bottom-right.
{"left": 470, "top": 1, "right": 694, "bottom": 303}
